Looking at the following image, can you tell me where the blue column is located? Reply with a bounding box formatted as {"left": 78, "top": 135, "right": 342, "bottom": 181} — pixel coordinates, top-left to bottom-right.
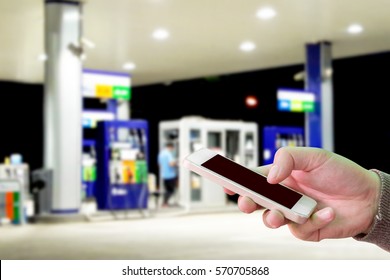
{"left": 305, "top": 42, "right": 334, "bottom": 151}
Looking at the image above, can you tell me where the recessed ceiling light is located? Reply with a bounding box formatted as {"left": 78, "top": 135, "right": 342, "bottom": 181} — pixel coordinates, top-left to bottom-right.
{"left": 37, "top": 53, "right": 47, "bottom": 61}
{"left": 256, "top": 7, "right": 276, "bottom": 20}
{"left": 240, "top": 41, "right": 256, "bottom": 52}
{"left": 347, "top": 24, "right": 363, "bottom": 34}
{"left": 123, "top": 62, "right": 136, "bottom": 71}
{"left": 152, "top": 28, "right": 170, "bottom": 40}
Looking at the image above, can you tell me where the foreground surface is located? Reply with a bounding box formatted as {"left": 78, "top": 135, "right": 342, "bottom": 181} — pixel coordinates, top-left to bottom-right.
{"left": 1, "top": 209, "right": 389, "bottom": 260}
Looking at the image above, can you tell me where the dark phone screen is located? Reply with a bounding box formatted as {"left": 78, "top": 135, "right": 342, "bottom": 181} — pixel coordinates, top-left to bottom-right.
{"left": 201, "top": 154, "right": 302, "bottom": 209}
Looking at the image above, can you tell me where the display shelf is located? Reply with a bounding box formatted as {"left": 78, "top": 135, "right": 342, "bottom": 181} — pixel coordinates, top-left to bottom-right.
{"left": 95, "top": 120, "right": 149, "bottom": 210}
{"left": 159, "top": 116, "right": 258, "bottom": 211}
{"left": 0, "top": 179, "right": 25, "bottom": 225}
{"left": 262, "top": 126, "right": 304, "bottom": 165}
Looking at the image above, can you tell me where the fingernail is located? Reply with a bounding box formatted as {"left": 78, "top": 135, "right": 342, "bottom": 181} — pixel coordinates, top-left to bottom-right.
{"left": 268, "top": 164, "right": 280, "bottom": 180}
{"left": 316, "top": 208, "right": 333, "bottom": 221}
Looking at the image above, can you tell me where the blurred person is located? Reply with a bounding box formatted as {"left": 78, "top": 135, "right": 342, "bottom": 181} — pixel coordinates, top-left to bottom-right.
{"left": 225, "top": 146, "right": 390, "bottom": 252}
{"left": 158, "top": 142, "right": 178, "bottom": 207}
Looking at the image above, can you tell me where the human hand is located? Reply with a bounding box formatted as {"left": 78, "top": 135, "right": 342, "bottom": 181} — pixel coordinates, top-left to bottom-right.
{"left": 225, "top": 147, "right": 381, "bottom": 241}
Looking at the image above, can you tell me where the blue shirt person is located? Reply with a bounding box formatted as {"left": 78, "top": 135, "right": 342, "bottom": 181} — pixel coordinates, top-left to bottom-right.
{"left": 158, "top": 142, "right": 178, "bottom": 207}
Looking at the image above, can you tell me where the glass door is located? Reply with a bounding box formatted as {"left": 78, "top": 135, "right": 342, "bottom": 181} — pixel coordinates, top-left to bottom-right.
{"left": 189, "top": 129, "right": 202, "bottom": 202}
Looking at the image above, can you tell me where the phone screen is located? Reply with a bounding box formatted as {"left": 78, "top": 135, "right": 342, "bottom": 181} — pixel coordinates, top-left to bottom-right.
{"left": 201, "top": 154, "right": 302, "bottom": 209}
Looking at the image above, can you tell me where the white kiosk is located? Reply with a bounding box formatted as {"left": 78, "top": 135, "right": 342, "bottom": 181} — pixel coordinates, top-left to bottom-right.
{"left": 159, "top": 116, "right": 258, "bottom": 211}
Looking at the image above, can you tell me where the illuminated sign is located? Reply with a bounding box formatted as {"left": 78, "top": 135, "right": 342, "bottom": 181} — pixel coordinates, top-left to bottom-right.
{"left": 277, "top": 88, "right": 315, "bottom": 113}
{"left": 82, "top": 69, "right": 131, "bottom": 100}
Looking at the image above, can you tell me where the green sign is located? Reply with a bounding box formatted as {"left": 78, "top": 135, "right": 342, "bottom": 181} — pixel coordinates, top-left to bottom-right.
{"left": 135, "top": 160, "right": 148, "bottom": 183}
{"left": 113, "top": 86, "right": 131, "bottom": 100}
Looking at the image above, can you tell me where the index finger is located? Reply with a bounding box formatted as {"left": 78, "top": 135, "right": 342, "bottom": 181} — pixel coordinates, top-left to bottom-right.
{"left": 268, "top": 147, "right": 332, "bottom": 183}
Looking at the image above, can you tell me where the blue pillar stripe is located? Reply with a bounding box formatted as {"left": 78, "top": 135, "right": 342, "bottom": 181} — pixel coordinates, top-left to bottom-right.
{"left": 51, "top": 209, "right": 79, "bottom": 214}
{"left": 305, "top": 43, "right": 322, "bottom": 148}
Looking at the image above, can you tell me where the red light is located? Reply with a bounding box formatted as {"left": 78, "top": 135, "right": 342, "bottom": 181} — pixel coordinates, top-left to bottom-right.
{"left": 245, "top": 95, "right": 258, "bottom": 108}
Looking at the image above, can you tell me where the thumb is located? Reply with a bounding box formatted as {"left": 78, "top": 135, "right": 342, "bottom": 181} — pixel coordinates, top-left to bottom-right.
{"left": 310, "top": 207, "right": 335, "bottom": 230}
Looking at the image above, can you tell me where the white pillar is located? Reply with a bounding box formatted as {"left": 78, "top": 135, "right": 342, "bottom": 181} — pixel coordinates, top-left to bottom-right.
{"left": 44, "top": 0, "right": 82, "bottom": 213}
{"left": 117, "top": 100, "right": 131, "bottom": 120}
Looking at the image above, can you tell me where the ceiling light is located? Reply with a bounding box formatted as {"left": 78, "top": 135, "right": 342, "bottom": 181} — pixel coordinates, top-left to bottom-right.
{"left": 240, "top": 41, "right": 256, "bottom": 52}
{"left": 152, "top": 28, "right": 170, "bottom": 40}
{"left": 347, "top": 24, "right": 363, "bottom": 34}
{"left": 256, "top": 7, "right": 276, "bottom": 20}
{"left": 37, "top": 53, "right": 47, "bottom": 61}
{"left": 123, "top": 62, "right": 136, "bottom": 71}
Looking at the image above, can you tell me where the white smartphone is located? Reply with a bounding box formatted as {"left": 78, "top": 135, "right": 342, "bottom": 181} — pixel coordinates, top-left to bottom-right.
{"left": 183, "top": 148, "right": 317, "bottom": 224}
